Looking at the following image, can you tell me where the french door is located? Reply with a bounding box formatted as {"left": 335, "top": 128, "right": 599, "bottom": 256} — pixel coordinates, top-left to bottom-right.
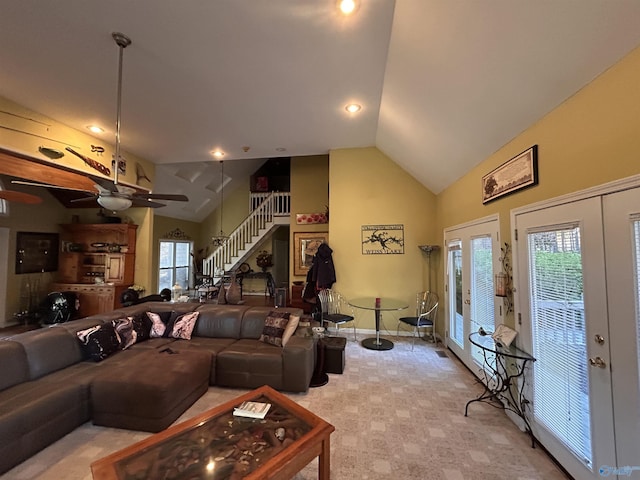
{"left": 513, "top": 186, "right": 640, "bottom": 479}
{"left": 445, "top": 215, "right": 502, "bottom": 370}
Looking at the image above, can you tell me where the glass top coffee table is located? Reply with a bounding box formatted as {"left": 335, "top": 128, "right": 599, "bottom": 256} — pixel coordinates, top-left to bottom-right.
{"left": 91, "top": 385, "right": 334, "bottom": 480}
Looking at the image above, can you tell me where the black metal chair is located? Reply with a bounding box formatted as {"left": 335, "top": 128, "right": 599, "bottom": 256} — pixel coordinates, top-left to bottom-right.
{"left": 397, "top": 291, "right": 438, "bottom": 348}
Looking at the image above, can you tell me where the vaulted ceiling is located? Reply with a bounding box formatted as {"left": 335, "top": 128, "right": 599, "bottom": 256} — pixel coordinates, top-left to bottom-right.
{"left": 1, "top": 1, "right": 640, "bottom": 221}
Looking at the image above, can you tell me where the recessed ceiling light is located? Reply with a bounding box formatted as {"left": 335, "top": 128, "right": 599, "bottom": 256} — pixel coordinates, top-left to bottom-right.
{"left": 211, "top": 150, "right": 225, "bottom": 158}
{"left": 87, "top": 125, "right": 104, "bottom": 134}
{"left": 339, "top": 0, "right": 358, "bottom": 15}
{"left": 345, "top": 103, "right": 362, "bottom": 113}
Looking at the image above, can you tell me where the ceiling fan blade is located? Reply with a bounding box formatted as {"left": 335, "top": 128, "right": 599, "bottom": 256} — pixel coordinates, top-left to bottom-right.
{"left": 133, "top": 193, "right": 189, "bottom": 202}
{"left": 0, "top": 190, "right": 43, "bottom": 204}
{"left": 130, "top": 198, "right": 166, "bottom": 208}
{"left": 69, "top": 196, "right": 99, "bottom": 204}
{"left": 87, "top": 174, "right": 118, "bottom": 192}
{"left": 11, "top": 180, "right": 93, "bottom": 194}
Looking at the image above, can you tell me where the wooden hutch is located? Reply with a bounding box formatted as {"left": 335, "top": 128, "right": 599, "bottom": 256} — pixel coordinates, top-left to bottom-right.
{"left": 52, "top": 223, "right": 137, "bottom": 317}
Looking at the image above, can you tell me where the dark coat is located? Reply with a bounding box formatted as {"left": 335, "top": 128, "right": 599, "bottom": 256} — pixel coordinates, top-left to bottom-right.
{"left": 311, "top": 243, "right": 336, "bottom": 289}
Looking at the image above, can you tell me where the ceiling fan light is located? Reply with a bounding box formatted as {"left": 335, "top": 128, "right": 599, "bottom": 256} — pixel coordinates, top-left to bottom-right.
{"left": 97, "top": 195, "right": 132, "bottom": 211}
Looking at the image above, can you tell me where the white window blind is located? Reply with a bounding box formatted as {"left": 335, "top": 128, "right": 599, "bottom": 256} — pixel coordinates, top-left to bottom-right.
{"left": 528, "top": 226, "right": 592, "bottom": 467}
{"left": 448, "top": 240, "right": 464, "bottom": 347}
{"left": 159, "top": 240, "right": 192, "bottom": 291}
{"left": 471, "top": 236, "right": 495, "bottom": 365}
{"left": 633, "top": 219, "right": 640, "bottom": 397}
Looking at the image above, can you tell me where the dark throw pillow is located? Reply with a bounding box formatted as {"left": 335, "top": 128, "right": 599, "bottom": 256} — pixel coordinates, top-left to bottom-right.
{"left": 76, "top": 323, "right": 121, "bottom": 362}
{"left": 131, "top": 313, "right": 152, "bottom": 342}
{"left": 168, "top": 311, "right": 199, "bottom": 340}
{"left": 259, "top": 310, "right": 291, "bottom": 347}
{"left": 112, "top": 317, "right": 136, "bottom": 349}
{"left": 146, "top": 311, "right": 173, "bottom": 338}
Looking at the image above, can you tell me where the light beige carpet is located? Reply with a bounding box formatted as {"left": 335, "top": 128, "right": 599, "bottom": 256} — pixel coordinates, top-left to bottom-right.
{"left": 1, "top": 336, "right": 568, "bottom": 480}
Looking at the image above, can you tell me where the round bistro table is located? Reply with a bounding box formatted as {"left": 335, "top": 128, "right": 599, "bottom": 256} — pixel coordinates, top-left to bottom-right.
{"left": 348, "top": 297, "right": 408, "bottom": 351}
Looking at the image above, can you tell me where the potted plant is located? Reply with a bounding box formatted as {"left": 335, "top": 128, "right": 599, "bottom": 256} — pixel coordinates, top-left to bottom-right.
{"left": 256, "top": 250, "right": 273, "bottom": 272}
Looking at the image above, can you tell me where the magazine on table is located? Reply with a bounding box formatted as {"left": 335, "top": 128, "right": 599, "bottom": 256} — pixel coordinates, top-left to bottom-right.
{"left": 233, "top": 401, "right": 271, "bottom": 419}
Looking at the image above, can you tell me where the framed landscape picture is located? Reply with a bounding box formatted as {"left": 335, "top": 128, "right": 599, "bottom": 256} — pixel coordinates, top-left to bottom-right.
{"left": 482, "top": 145, "right": 538, "bottom": 204}
{"left": 293, "top": 232, "right": 328, "bottom": 276}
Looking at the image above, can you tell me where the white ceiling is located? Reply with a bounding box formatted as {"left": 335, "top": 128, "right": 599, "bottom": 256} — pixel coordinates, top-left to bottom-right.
{"left": 1, "top": 1, "right": 640, "bottom": 221}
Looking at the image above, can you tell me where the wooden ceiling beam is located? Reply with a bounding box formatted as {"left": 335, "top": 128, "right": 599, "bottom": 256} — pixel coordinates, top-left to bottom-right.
{"left": 0, "top": 148, "right": 98, "bottom": 192}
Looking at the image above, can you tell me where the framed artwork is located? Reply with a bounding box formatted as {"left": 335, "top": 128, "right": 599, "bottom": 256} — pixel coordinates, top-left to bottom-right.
{"left": 15, "top": 231, "right": 59, "bottom": 274}
{"left": 482, "top": 145, "right": 538, "bottom": 204}
{"left": 361, "top": 224, "right": 404, "bottom": 254}
{"left": 293, "top": 232, "right": 328, "bottom": 276}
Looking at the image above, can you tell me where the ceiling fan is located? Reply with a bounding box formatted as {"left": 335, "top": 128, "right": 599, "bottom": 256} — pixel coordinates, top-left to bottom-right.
{"left": 12, "top": 32, "right": 188, "bottom": 211}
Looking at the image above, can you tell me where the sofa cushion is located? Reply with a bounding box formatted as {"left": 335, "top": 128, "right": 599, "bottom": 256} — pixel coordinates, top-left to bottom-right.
{"left": 0, "top": 342, "right": 29, "bottom": 391}
{"left": 259, "top": 310, "right": 295, "bottom": 347}
{"left": 76, "top": 324, "right": 121, "bottom": 362}
{"left": 216, "top": 339, "right": 283, "bottom": 390}
{"left": 192, "top": 304, "right": 249, "bottom": 338}
{"left": 10, "top": 327, "right": 84, "bottom": 380}
{"left": 0, "top": 380, "right": 90, "bottom": 475}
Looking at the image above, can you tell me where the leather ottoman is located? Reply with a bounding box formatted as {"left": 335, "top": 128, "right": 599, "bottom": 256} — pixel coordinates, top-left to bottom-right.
{"left": 90, "top": 349, "right": 211, "bottom": 432}
{"left": 323, "top": 336, "right": 346, "bottom": 374}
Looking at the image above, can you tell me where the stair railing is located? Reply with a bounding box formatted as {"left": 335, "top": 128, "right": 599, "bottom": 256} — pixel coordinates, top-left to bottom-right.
{"left": 203, "top": 192, "right": 290, "bottom": 277}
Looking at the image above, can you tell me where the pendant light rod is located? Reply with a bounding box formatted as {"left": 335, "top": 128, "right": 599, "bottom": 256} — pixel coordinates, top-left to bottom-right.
{"left": 112, "top": 32, "right": 131, "bottom": 186}
{"left": 219, "top": 160, "right": 224, "bottom": 236}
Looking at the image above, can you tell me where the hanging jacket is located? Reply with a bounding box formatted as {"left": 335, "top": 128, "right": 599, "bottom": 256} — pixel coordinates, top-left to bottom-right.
{"left": 312, "top": 243, "right": 336, "bottom": 289}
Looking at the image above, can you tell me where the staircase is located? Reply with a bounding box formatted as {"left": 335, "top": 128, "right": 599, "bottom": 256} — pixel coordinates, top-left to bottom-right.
{"left": 202, "top": 192, "right": 290, "bottom": 283}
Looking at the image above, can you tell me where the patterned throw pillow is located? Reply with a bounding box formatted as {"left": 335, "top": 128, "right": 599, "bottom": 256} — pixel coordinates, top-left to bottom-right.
{"left": 146, "top": 311, "right": 172, "bottom": 338}
{"left": 168, "top": 311, "right": 199, "bottom": 340}
{"left": 112, "top": 317, "right": 137, "bottom": 349}
{"left": 281, "top": 314, "right": 300, "bottom": 347}
{"left": 76, "top": 323, "right": 121, "bottom": 362}
{"left": 259, "top": 310, "right": 291, "bottom": 347}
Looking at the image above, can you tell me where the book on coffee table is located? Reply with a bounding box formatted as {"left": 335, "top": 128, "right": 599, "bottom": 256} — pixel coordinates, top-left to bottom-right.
{"left": 233, "top": 401, "right": 271, "bottom": 419}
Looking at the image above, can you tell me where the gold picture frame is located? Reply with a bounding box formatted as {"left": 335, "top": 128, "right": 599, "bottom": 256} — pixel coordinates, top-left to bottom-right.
{"left": 293, "top": 232, "right": 328, "bottom": 276}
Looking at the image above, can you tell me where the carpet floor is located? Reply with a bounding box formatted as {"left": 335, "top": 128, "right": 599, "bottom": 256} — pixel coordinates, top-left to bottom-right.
{"left": 1, "top": 335, "right": 568, "bottom": 480}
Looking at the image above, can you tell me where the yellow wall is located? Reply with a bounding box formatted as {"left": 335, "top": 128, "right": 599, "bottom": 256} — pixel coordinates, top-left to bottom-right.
{"left": 436, "top": 44, "right": 640, "bottom": 330}
{"left": 290, "top": 155, "right": 330, "bottom": 283}
{"left": 329, "top": 147, "right": 437, "bottom": 330}
{"left": 0, "top": 178, "right": 71, "bottom": 323}
{"left": 198, "top": 177, "right": 252, "bottom": 260}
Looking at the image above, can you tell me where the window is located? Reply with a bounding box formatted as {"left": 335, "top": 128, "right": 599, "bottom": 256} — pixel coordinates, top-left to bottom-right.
{"left": 159, "top": 240, "right": 192, "bottom": 292}
{"left": 528, "top": 225, "right": 591, "bottom": 465}
{"left": 470, "top": 235, "right": 495, "bottom": 365}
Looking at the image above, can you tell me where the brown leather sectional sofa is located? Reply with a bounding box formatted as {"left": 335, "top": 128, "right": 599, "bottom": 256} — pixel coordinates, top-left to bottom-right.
{"left": 0, "top": 302, "right": 312, "bottom": 475}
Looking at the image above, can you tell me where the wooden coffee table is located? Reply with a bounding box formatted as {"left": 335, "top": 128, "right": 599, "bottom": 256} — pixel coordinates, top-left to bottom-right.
{"left": 91, "top": 385, "right": 334, "bottom": 479}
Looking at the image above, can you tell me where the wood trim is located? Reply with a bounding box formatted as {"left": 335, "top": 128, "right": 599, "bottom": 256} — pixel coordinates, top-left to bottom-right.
{"left": 0, "top": 148, "right": 98, "bottom": 191}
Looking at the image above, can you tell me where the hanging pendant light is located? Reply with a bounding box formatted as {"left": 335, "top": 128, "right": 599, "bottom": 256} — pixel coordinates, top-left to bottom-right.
{"left": 211, "top": 160, "right": 229, "bottom": 247}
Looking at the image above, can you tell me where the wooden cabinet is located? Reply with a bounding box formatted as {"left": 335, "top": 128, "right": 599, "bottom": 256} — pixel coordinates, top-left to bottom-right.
{"left": 51, "top": 283, "right": 125, "bottom": 317}
{"left": 55, "top": 224, "right": 137, "bottom": 316}
{"left": 58, "top": 253, "right": 83, "bottom": 283}
{"left": 58, "top": 224, "right": 137, "bottom": 285}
